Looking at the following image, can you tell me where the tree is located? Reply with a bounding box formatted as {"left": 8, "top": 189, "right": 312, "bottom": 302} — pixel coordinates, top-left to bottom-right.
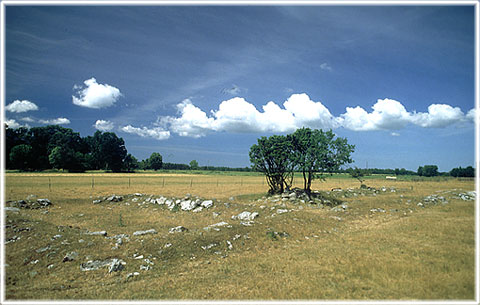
{"left": 48, "top": 146, "right": 86, "bottom": 172}
{"left": 147, "top": 152, "right": 163, "bottom": 171}
{"left": 86, "top": 131, "right": 127, "bottom": 172}
{"left": 450, "top": 166, "right": 475, "bottom": 177}
{"left": 291, "top": 128, "right": 354, "bottom": 194}
{"left": 123, "top": 154, "right": 139, "bottom": 172}
{"left": 419, "top": 165, "right": 438, "bottom": 177}
{"left": 9, "top": 144, "right": 33, "bottom": 170}
{"left": 5, "top": 126, "right": 30, "bottom": 169}
{"left": 190, "top": 160, "right": 199, "bottom": 170}
{"left": 417, "top": 166, "right": 423, "bottom": 176}
{"left": 349, "top": 167, "right": 367, "bottom": 188}
{"left": 249, "top": 135, "right": 295, "bottom": 194}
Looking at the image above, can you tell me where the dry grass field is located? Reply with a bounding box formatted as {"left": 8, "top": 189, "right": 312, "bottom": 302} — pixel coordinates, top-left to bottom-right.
{"left": 3, "top": 172, "right": 477, "bottom": 300}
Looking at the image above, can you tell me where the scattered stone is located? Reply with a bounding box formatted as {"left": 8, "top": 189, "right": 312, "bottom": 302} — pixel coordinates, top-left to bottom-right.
{"left": 201, "top": 200, "right": 214, "bottom": 208}
{"left": 180, "top": 200, "right": 198, "bottom": 211}
{"left": 108, "top": 258, "right": 126, "bottom": 273}
{"left": 232, "top": 211, "right": 259, "bottom": 221}
{"left": 164, "top": 243, "right": 172, "bottom": 248}
{"left": 86, "top": 231, "right": 107, "bottom": 236}
{"left": 140, "top": 265, "right": 151, "bottom": 271}
{"left": 92, "top": 200, "right": 102, "bottom": 204}
{"left": 165, "top": 200, "right": 176, "bottom": 210}
{"left": 80, "top": 258, "right": 125, "bottom": 272}
{"left": 276, "top": 209, "right": 288, "bottom": 214}
{"left": 240, "top": 221, "right": 254, "bottom": 226}
{"left": 62, "top": 251, "right": 78, "bottom": 262}
{"left": 226, "top": 240, "right": 233, "bottom": 250}
{"left": 37, "top": 199, "right": 52, "bottom": 207}
{"left": 192, "top": 206, "right": 203, "bottom": 213}
{"left": 133, "top": 229, "right": 157, "bottom": 236}
{"left": 4, "top": 207, "right": 20, "bottom": 213}
{"left": 126, "top": 272, "right": 140, "bottom": 279}
{"left": 204, "top": 221, "right": 231, "bottom": 231}
{"left": 5, "top": 236, "right": 20, "bottom": 244}
{"left": 458, "top": 191, "right": 476, "bottom": 201}
{"left": 169, "top": 226, "right": 188, "bottom": 233}
{"left": 106, "top": 195, "right": 123, "bottom": 202}
{"left": 212, "top": 212, "right": 221, "bottom": 218}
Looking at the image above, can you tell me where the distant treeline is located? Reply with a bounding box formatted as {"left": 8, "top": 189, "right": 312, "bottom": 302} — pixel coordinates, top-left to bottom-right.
{"left": 4, "top": 124, "right": 475, "bottom": 177}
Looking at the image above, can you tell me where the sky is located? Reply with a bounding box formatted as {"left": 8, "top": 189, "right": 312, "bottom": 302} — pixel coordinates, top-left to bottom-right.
{"left": 3, "top": 4, "right": 477, "bottom": 171}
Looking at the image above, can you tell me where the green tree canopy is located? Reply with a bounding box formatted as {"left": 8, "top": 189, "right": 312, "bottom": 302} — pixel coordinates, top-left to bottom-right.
{"left": 147, "top": 152, "right": 163, "bottom": 171}
{"left": 86, "top": 131, "right": 127, "bottom": 172}
{"left": 123, "top": 154, "right": 139, "bottom": 172}
{"left": 9, "top": 144, "right": 33, "bottom": 170}
{"left": 249, "top": 134, "right": 295, "bottom": 194}
{"left": 291, "top": 128, "right": 355, "bottom": 193}
{"left": 189, "top": 160, "right": 199, "bottom": 170}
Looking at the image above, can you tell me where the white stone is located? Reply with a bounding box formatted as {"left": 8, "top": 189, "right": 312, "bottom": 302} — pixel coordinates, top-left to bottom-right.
{"left": 201, "top": 200, "right": 214, "bottom": 208}
{"left": 180, "top": 200, "right": 198, "bottom": 211}
{"left": 86, "top": 231, "right": 107, "bottom": 236}
{"left": 169, "top": 226, "right": 187, "bottom": 233}
{"left": 192, "top": 206, "right": 203, "bottom": 213}
{"left": 232, "top": 211, "right": 259, "bottom": 221}
{"left": 133, "top": 229, "right": 157, "bottom": 236}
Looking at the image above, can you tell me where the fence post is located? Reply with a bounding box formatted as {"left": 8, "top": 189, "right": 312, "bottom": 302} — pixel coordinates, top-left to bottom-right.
{"left": 162, "top": 178, "right": 165, "bottom": 187}
{"left": 190, "top": 179, "right": 193, "bottom": 187}
{"left": 48, "top": 177, "right": 51, "bottom": 192}
{"left": 128, "top": 177, "right": 131, "bottom": 188}
{"left": 92, "top": 176, "right": 94, "bottom": 189}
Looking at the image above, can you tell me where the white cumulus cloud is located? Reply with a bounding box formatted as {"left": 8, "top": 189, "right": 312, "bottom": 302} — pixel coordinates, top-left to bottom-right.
{"left": 72, "top": 77, "right": 122, "bottom": 109}
{"left": 39, "top": 117, "right": 71, "bottom": 125}
{"left": 465, "top": 108, "right": 476, "bottom": 122}
{"left": 411, "top": 104, "right": 464, "bottom": 128}
{"left": 157, "top": 94, "right": 473, "bottom": 137}
{"left": 94, "top": 120, "right": 115, "bottom": 131}
{"left": 339, "top": 98, "right": 412, "bottom": 131}
{"left": 120, "top": 125, "right": 170, "bottom": 140}
{"left": 5, "top": 119, "right": 21, "bottom": 129}
{"left": 162, "top": 94, "right": 340, "bottom": 137}
{"left": 6, "top": 100, "right": 39, "bottom": 113}
{"left": 164, "top": 99, "right": 215, "bottom": 138}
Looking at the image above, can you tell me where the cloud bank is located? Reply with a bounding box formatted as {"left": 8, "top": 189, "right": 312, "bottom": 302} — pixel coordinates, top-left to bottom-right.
{"left": 39, "top": 117, "right": 71, "bottom": 125}
{"left": 120, "top": 125, "right": 170, "bottom": 140}
{"left": 155, "top": 94, "right": 474, "bottom": 139}
{"left": 72, "top": 78, "right": 122, "bottom": 109}
{"left": 94, "top": 120, "right": 115, "bottom": 131}
{"left": 6, "top": 100, "right": 39, "bottom": 113}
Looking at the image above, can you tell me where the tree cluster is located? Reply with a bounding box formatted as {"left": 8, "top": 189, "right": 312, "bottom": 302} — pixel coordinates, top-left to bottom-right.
{"left": 250, "top": 128, "right": 355, "bottom": 195}
{"left": 6, "top": 125, "right": 130, "bottom": 172}
{"left": 417, "top": 165, "right": 439, "bottom": 177}
{"left": 449, "top": 166, "right": 475, "bottom": 178}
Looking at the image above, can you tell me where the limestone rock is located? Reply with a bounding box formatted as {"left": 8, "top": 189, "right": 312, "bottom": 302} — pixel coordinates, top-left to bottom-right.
{"left": 232, "top": 211, "right": 259, "bottom": 221}
{"left": 201, "top": 200, "right": 214, "bottom": 208}
{"left": 169, "top": 226, "right": 188, "bottom": 233}
{"left": 133, "top": 229, "right": 157, "bottom": 236}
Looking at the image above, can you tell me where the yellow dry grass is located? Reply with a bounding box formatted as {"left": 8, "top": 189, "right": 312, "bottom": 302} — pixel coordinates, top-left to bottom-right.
{"left": 3, "top": 172, "right": 476, "bottom": 300}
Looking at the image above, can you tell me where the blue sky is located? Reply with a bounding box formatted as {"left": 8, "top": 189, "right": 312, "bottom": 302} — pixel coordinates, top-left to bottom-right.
{"left": 4, "top": 4, "right": 476, "bottom": 171}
